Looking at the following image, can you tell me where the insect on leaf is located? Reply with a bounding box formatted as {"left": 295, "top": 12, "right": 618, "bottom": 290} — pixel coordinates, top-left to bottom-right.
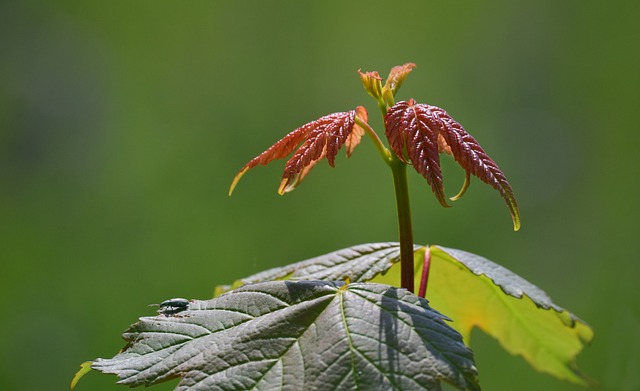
{"left": 229, "top": 106, "right": 369, "bottom": 195}
{"left": 91, "top": 281, "right": 480, "bottom": 391}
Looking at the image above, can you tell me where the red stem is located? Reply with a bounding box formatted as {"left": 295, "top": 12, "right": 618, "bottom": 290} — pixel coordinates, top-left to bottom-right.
{"left": 418, "top": 247, "right": 431, "bottom": 298}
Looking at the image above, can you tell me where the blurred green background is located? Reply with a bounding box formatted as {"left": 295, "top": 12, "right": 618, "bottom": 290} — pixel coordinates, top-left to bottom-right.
{"left": 1, "top": 1, "right": 638, "bottom": 390}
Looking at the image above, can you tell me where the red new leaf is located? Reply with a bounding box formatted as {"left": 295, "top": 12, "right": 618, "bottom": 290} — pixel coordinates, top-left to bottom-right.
{"left": 385, "top": 99, "right": 521, "bottom": 231}
{"left": 385, "top": 100, "right": 448, "bottom": 207}
{"left": 230, "top": 106, "right": 369, "bottom": 195}
{"left": 383, "top": 63, "right": 416, "bottom": 99}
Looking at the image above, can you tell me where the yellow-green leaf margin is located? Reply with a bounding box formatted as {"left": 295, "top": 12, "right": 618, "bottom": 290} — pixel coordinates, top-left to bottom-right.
{"left": 214, "top": 242, "right": 594, "bottom": 386}
{"left": 423, "top": 246, "right": 593, "bottom": 386}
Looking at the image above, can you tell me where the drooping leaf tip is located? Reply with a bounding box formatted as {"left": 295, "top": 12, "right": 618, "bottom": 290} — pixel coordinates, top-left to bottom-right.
{"left": 450, "top": 171, "right": 471, "bottom": 201}
{"left": 277, "top": 178, "right": 289, "bottom": 195}
{"left": 70, "top": 361, "right": 93, "bottom": 389}
{"left": 441, "top": 201, "right": 453, "bottom": 209}
{"left": 504, "top": 191, "right": 521, "bottom": 231}
{"left": 512, "top": 207, "right": 521, "bottom": 231}
{"left": 228, "top": 167, "right": 249, "bottom": 196}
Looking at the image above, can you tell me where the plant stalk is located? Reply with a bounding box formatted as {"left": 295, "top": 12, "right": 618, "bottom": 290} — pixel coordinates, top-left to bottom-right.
{"left": 389, "top": 155, "right": 415, "bottom": 293}
{"left": 368, "top": 94, "right": 416, "bottom": 293}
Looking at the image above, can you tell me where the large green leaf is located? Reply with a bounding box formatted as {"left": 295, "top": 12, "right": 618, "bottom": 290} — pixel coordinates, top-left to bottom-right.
{"left": 213, "top": 243, "right": 593, "bottom": 386}
{"left": 370, "top": 245, "right": 593, "bottom": 385}
{"left": 422, "top": 246, "right": 594, "bottom": 386}
{"left": 89, "top": 281, "right": 480, "bottom": 391}
{"left": 214, "top": 242, "right": 420, "bottom": 296}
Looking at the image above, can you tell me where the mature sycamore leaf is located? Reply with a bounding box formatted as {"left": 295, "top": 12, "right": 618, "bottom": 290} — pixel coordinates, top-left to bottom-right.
{"left": 214, "top": 242, "right": 420, "bottom": 296}
{"left": 384, "top": 100, "right": 520, "bottom": 231}
{"left": 422, "top": 246, "right": 594, "bottom": 386}
{"left": 90, "top": 281, "right": 480, "bottom": 391}
{"left": 371, "top": 246, "right": 593, "bottom": 385}
{"left": 213, "top": 243, "right": 593, "bottom": 386}
{"left": 229, "top": 106, "right": 369, "bottom": 195}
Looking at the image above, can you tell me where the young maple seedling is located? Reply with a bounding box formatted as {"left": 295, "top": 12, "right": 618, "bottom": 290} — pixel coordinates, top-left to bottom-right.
{"left": 76, "top": 64, "right": 592, "bottom": 391}
{"left": 229, "top": 63, "right": 520, "bottom": 294}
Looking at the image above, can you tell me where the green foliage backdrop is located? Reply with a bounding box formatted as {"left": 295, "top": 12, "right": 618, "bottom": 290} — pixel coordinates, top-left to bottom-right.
{"left": 0, "top": 1, "right": 638, "bottom": 390}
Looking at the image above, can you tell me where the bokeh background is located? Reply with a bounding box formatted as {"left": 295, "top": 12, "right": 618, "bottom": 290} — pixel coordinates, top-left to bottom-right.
{"left": 1, "top": 1, "right": 638, "bottom": 390}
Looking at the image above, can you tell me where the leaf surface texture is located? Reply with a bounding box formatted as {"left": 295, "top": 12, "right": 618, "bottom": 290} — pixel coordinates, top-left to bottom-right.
{"left": 93, "top": 281, "right": 479, "bottom": 391}
{"left": 213, "top": 242, "right": 592, "bottom": 385}
{"left": 422, "top": 246, "right": 594, "bottom": 386}
{"left": 229, "top": 107, "right": 368, "bottom": 195}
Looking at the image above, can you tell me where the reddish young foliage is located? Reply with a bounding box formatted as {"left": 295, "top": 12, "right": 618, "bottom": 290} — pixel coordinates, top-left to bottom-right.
{"left": 359, "top": 63, "right": 416, "bottom": 104}
{"left": 385, "top": 99, "right": 521, "bottom": 230}
{"left": 229, "top": 106, "right": 369, "bottom": 195}
{"left": 383, "top": 63, "right": 416, "bottom": 101}
{"left": 358, "top": 69, "right": 383, "bottom": 100}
